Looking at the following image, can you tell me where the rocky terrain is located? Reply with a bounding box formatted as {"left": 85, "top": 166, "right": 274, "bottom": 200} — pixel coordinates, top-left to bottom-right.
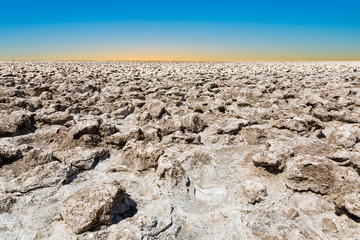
{"left": 0, "top": 61, "right": 360, "bottom": 240}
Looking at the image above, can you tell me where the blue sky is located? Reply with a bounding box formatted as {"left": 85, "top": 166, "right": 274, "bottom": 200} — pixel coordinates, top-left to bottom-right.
{"left": 1, "top": 0, "right": 360, "bottom": 60}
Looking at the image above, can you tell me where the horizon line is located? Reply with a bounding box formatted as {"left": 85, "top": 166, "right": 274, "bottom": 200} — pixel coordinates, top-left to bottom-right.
{"left": 1, "top": 59, "right": 360, "bottom": 62}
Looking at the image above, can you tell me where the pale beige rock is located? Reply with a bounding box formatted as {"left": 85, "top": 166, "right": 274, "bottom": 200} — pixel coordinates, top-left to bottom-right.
{"left": 158, "top": 115, "right": 183, "bottom": 136}
{"left": 328, "top": 124, "right": 360, "bottom": 148}
{"left": 9, "top": 148, "right": 54, "bottom": 176}
{"left": 252, "top": 140, "right": 294, "bottom": 171}
{"left": 162, "top": 131, "right": 201, "bottom": 145}
{"left": 274, "top": 115, "right": 323, "bottom": 133}
{"left": 0, "top": 111, "right": 31, "bottom": 137}
{"left": 252, "top": 151, "right": 286, "bottom": 171}
{"left": 216, "top": 118, "right": 249, "bottom": 135}
{"left": 121, "top": 141, "right": 164, "bottom": 171}
{"left": 61, "top": 181, "right": 129, "bottom": 234}
{"left": 342, "top": 193, "right": 360, "bottom": 218}
{"left": 285, "top": 156, "right": 335, "bottom": 194}
{"left": 321, "top": 218, "right": 338, "bottom": 234}
{"left": 105, "top": 128, "right": 143, "bottom": 147}
{"left": 6, "top": 161, "right": 74, "bottom": 193}
{"left": 69, "top": 118, "right": 102, "bottom": 139}
{"left": 242, "top": 180, "right": 267, "bottom": 204}
{"left": 110, "top": 104, "right": 135, "bottom": 119}
{"left": 142, "top": 127, "right": 161, "bottom": 142}
{"left": 142, "top": 100, "right": 166, "bottom": 119}
{"left": 35, "top": 112, "right": 73, "bottom": 125}
{"left": 54, "top": 147, "right": 109, "bottom": 170}
{"left": 181, "top": 113, "right": 206, "bottom": 133}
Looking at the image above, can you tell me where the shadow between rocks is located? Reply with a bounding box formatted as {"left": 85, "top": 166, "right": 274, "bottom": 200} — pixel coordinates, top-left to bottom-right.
{"left": 89, "top": 195, "right": 138, "bottom": 233}
{"left": 112, "top": 195, "right": 138, "bottom": 224}
{"left": 0, "top": 124, "right": 37, "bottom": 139}
{"left": 335, "top": 207, "right": 360, "bottom": 223}
{"left": 0, "top": 151, "right": 23, "bottom": 168}
{"left": 63, "top": 152, "right": 111, "bottom": 185}
{"left": 254, "top": 164, "right": 283, "bottom": 175}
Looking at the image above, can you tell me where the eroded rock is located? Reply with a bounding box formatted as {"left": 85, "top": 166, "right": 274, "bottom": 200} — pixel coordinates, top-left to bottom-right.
{"left": 54, "top": 147, "right": 109, "bottom": 170}
{"left": 6, "top": 161, "right": 74, "bottom": 193}
{"left": 105, "top": 128, "right": 143, "bottom": 147}
{"left": 61, "top": 181, "right": 130, "bottom": 234}
{"left": 121, "top": 141, "right": 164, "bottom": 171}
{"left": 0, "top": 111, "right": 31, "bottom": 137}
{"left": 285, "top": 156, "right": 335, "bottom": 194}
{"left": 181, "top": 113, "right": 206, "bottom": 133}
{"left": 242, "top": 180, "right": 267, "bottom": 204}
{"left": 342, "top": 193, "right": 360, "bottom": 218}
{"left": 142, "top": 100, "right": 167, "bottom": 119}
{"left": 328, "top": 124, "right": 360, "bottom": 148}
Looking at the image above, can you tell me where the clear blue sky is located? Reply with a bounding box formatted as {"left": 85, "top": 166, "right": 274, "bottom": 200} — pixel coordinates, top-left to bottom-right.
{"left": 1, "top": 0, "right": 360, "bottom": 60}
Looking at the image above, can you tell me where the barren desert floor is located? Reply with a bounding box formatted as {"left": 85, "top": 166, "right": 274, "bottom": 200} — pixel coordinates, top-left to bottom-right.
{"left": 1, "top": 61, "right": 360, "bottom": 239}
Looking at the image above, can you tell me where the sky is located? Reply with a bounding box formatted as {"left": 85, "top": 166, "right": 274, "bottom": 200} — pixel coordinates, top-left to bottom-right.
{"left": 0, "top": 0, "right": 360, "bottom": 61}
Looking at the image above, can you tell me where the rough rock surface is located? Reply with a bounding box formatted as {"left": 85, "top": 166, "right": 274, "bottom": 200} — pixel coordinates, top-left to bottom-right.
{"left": 242, "top": 180, "right": 267, "bottom": 204}
{"left": 54, "top": 147, "right": 109, "bottom": 170}
{"left": 1, "top": 61, "right": 360, "bottom": 239}
{"left": 0, "top": 111, "right": 32, "bottom": 137}
{"left": 60, "top": 181, "right": 130, "bottom": 234}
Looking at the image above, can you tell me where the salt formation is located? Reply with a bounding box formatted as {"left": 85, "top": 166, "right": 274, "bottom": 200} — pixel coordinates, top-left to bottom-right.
{"left": 0, "top": 61, "right": 360, "bottom": 239}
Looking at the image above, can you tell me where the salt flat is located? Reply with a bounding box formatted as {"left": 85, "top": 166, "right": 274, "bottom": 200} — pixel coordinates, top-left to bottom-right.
{"left": 0, "top": 61, "right": 360, "bottom": 239}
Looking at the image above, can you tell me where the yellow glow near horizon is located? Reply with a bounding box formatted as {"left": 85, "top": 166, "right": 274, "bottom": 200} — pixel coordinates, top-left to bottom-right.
{"left": 3, "top": 48, "right": 360, "bottom": 61}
